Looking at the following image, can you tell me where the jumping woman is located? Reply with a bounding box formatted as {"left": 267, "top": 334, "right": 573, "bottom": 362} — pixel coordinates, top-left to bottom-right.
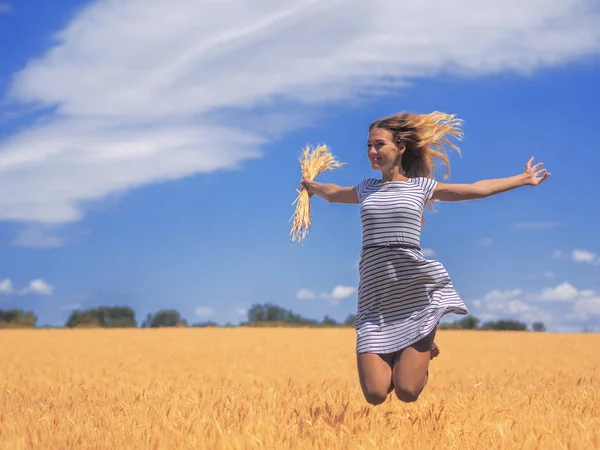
{"left": 300, "top": 112, "right": 551, "bottom": 405}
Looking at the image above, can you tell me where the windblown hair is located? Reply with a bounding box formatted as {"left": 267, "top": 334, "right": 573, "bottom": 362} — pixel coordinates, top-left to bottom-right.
{"left": 369, "top": 111, "right": 464, "bottom": 182}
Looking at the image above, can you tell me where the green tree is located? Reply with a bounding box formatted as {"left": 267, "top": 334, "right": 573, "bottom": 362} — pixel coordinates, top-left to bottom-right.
{"left": 532, "top": 322, "right": 546, "bottom": 332}
{"left": 243, "top": 303, "right": 319, "bottom": 327}
{"left": 65, "top": 306, "right": 136, "bottom": 328}
{"left": 456, "top": 315, "right": 480, "bottom": 330}
{"left": 343, "top": 314, "right": 357, "bottom": 327}
{"left": 321, "top": 315, "right": 339, "bottom": 327}
{"left": 0, "top": 309, "right": 38, "bottom": 328}
{"left": 191, "top": 321, "right": 219, "bottom": 328}
{"left": 247, "top": 303, "right": 303, "bottom": 323}
{"left": 438, "top": 315, "right": 481, "bottom": 330}
{"left": 481, "top": 319, "right": 528, "bottom": 331}
{"left": 145, "top": 309, "right": 188, "bottom": 328}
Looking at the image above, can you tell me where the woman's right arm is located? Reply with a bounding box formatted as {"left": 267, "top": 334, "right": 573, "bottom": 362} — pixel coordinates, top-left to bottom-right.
{"left": 300, "top": 179, "right": 359, "bottom": 204}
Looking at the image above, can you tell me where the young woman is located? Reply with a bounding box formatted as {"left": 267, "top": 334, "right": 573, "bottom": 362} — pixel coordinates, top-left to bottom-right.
{"left": 300, "top": 111, "right": 550, "bottom": 405}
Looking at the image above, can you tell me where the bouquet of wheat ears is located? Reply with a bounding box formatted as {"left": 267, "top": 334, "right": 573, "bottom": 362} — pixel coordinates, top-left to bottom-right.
{"left": 289, "top": 144, "right": 346, "bottom": 247}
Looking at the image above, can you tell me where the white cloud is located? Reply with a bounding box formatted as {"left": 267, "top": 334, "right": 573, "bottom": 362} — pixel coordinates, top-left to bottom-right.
{"left": 1, "top": 278, "right": 54, "bottom": 296}
{"left": 298, "top": 284, "right": 356, "bottom": 304}
{"left": 538, "top": 282, "right": 600, "bottom": 320}
{"left": 479, "top": 288, "right": 522, "bottom": 306}
{"left": 1, "top": 0, "right": 599, "bottom": 239}
{"left": 330, "top": 285, "right": 356, "bottom": 300}
{"left": 472, "top": 282, "right": 600, "bottom": 327}
{"left": 236, "top": 308, "right": 248, "bottom": 316}
{"left": 0, "top": 278, "right": 14, "bottom": 295}
{"left": 538, "top": 282, "right": 580, "bottom": 302}
{"left": 553, "top": 249, "right": 599, "bottom": 265}
{"left": 572, "top": 296, "right": 600, "bottom": 320}
{"left": 506, "top": 300, "right": 535, "bottom": 314}
{"left": 572, "top": 249, "right": 599, "bottom": 265}
{"left": 195, "top": 306, "right": 215, "bottom": 318}
{"left": 296, "top": 288, "right": 316, "bottom": 300}
{"left": 0, "top": 3, "right": 11, "bottom": 14}
{"left": 471, "top": 287, "right": 551, "bottom": 325}
{"left": 422, "top": 248, "right": 436, "bottom": 257}
{"left": 21, "top": 279, "right": 54, "bottom": 295}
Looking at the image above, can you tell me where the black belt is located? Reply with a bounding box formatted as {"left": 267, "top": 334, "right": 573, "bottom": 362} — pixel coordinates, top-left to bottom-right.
{"left": 362, "top": 243, "right": 421, "bottom": 251}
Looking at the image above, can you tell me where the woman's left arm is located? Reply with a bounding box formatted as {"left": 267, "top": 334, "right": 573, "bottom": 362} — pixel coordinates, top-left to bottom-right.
{"left": 432, "top": 157, "right": 551, "bottom": 202}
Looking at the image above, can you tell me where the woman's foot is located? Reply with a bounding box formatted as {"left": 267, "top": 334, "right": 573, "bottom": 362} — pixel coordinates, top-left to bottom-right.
{"left": 430, "top": 342, "right": 440, "bottom": 360}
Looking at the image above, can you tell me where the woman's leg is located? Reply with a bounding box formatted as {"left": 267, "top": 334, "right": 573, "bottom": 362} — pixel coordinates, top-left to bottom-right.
{"left": 391, "top": 328, "right": 437, "bottom": 403}
{"left": 356, "top": 352, "right": 395, "bottom": 405}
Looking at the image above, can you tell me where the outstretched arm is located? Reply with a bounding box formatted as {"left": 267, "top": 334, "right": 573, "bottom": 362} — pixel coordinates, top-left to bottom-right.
{"left": 299, "top": 179, "right": 358, "bottom": 204}
{"left": 432, "top": 157, "right": 550, "bottom": 202}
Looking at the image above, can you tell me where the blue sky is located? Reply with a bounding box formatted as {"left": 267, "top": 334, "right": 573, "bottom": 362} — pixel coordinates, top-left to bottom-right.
{"left": 0, "top": 0, "right": 599, "bottom": 331}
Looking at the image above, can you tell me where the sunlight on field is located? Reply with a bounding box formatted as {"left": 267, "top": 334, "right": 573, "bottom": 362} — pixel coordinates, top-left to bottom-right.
{"left": 1, "top": 329, "right": 599, "bottom": 449}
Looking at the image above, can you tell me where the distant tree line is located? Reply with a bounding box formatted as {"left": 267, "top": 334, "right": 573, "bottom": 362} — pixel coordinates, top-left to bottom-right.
{"left": 0, "top": 310, "right": 37, "bottom": 328}
{"left": 438, "top": 315, "right": 547, "bottom": 332}
{"left": 0, "top": 304, "right": 557, "bottom": 332}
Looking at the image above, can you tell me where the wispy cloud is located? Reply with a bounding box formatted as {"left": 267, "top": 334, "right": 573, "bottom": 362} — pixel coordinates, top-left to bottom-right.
{"left": 476, "top": 237, "right": 493, "bottom": 247}
{"left": 553, "top": 248, "right": 599, "bottom": 265}
{"left": 422, "top": 248, "right": 436, "bottom": 257}
{"left": 0, "top": 3, "right": 12, "bottom": 14}
{"left": 195, "top": 306, "right": 215, "bottom": 319}
{"left": 1, "top": 0, "right": 599, "bottom": 241}
{"left": 296, "top": 288, "right": 316, "bottom": 300}
{"left": 11, "top": 225, "right": 67, "bottom": 248}
{"left": 0, "top": 278, "right": 14, "bottom": 295}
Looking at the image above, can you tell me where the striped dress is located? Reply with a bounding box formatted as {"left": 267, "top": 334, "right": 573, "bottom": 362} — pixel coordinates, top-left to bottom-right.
{"left": 355, "top": 176, "right": 468, "bottom": 355}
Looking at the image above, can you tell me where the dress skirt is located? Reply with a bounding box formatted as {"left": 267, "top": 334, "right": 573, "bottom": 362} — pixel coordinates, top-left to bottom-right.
{"left": 355, "top": 246, "right": 468, "bottom": 355}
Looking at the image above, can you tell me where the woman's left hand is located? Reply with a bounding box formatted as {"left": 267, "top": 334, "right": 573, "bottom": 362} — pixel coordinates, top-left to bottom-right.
{"left": 523, "top": 157, "right": 551, "bottom": 186}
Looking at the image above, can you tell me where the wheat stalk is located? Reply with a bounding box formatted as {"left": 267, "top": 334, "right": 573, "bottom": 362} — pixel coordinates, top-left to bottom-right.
{"left": 289, "top": 144, "right": 346, "bottom": 246}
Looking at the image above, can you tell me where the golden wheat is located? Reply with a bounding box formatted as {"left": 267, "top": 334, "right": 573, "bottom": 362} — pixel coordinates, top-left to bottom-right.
{"left": 1, "top": 329, "right": 599, "bottom": 449}
{"left": 290, "top": 144, "right": 346, "bottom": 246}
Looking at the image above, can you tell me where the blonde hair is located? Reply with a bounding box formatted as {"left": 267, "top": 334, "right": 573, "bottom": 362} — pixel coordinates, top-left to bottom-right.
{"left": 369, "top": 111, "right": 464, "bottom": 182}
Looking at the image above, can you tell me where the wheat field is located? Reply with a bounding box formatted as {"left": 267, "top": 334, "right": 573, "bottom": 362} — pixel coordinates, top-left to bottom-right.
{"left": 0, "top": 328, "right": 598, "bottom": 449}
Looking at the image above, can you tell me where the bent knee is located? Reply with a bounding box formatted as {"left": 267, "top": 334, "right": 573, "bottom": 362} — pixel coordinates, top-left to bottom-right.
{"left": 363, "top": 390, "right": 388, "bottom": 405}
{"left": 394, "top": 385, "right": 423, "bottom": 403}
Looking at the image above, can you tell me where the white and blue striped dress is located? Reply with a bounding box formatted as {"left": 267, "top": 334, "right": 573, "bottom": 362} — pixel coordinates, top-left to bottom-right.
{"left": 355, "top": 176, "right": 468, "bottom": 355}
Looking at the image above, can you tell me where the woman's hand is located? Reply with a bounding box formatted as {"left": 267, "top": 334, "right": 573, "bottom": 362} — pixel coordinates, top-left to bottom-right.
{"left": 523, "top": 157, "right": 551, "bottom": 186}
{"left": 298, "top": 178, "right": 317, "bottom": 197}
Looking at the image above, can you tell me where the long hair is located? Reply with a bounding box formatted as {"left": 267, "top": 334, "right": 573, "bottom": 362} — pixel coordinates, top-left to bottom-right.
{"left": 369, "top": 111, "right": 464, "bottom": 182}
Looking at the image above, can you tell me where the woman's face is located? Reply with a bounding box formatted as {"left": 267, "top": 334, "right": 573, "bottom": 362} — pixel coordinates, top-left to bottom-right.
{"left": 366, "top": 127, "right": 401, "bottom": 171}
